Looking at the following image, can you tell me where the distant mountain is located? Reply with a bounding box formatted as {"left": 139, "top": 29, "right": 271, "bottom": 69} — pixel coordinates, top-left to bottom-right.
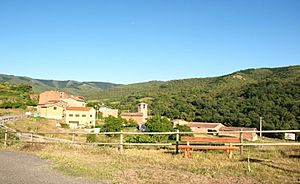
{"left": 0, "top": 74, "right": 121, "bottom": 96}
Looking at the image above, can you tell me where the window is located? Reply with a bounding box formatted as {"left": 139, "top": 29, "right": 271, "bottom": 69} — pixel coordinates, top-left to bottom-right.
{"left": 75, "top": 114, "right": 80, "bottom": 117}
{"left": 90, "top": 115, "right": 92, "bottom": 117}
{"left": 82, "top": 115, "right": 86, "bottom": 117}
{"left": 53, "top": 107, "right": 57, "bottom": 110}
{"left": 69, "top": 114, "right": 73, "bottom": 117}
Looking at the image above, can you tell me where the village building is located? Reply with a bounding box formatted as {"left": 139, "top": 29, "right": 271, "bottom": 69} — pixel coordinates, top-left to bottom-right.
{"left": 98, "top": 106, "right": 118, "bottom": 118}
{"left": 172, "top": 119, "right": 257, "bottom": 141}
{"left": 60, "top": 96, "right": 86, "bottom": 107}
{"left": 37, "top": 91, "right": 86, "bottom": 119}
{"left": 37, "top": 100, "right": 67, "bottom": 119}
{"left": 65, "top": 107, "right": 96, "bottom": 129}
{"left": 219, "top": 127, "right": 258, "bottom": 141}
{"left": 38, "top": 91, "right": 69, "bottom": 104}
{"left": 172, "top": 119, "right": 189, "bottom": 127}
{"left": 172, "top": 119, "right": 225, "bottom": 133}
{"left": 187, "top": 122, "right": 225, "bottom": 133}
{"left": 121, "top": 103, "right": 148, "bottom": 125}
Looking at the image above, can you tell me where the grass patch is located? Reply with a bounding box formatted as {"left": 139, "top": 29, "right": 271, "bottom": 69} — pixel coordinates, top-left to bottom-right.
{"left": 1, "top": 143, "right": 299, "bottom": 184}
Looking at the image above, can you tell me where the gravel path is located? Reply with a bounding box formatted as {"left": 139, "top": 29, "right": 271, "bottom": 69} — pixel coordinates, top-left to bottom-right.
{"left": 0, "top": 151, "right": 108, "bottom": 184}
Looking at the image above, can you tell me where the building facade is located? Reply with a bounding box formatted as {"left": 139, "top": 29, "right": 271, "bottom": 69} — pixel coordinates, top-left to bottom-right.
{"left": 37, "top": 101, "right": 67, "bottom": 119}
{"left": 38, "top": 104, "right": 65, "bottom": 119}
{"left": 65, "top": 107, "right": 96, "bottom": 129}
{"left": 99, "top": 106, "right": 118, "bottom": 118}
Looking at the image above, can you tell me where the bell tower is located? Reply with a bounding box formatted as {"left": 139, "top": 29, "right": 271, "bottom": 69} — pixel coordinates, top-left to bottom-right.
{"left": 138, "top": 103, "right": 148, "bottom": 122}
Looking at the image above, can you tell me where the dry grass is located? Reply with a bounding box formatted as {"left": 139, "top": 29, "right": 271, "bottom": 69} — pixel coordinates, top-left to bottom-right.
{"left": 4, "top": 117, "right": 78, "bottom": 141}
{"left": 2, "top": 143, "right": 298, "bottom": 184}
{"left": 0, "top": 108, "right": 26, "bottom": 116}
{"left": 5, "top": 117, "right": 64, "bottom": 132}
{"left": 1, "top": 115, "right": 299, "bottom": 183}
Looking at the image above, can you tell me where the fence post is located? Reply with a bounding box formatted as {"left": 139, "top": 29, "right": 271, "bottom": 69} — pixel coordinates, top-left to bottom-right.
{"left": 30, "top": 132, "right": 33, "bottom": 145}
{"left": 176, "top": 129, "right": 179, "bottom": 154}
{"left": 240, "top": 129, "right": 243, "bottom": 155}
{"left": 72, "top": 132, "right": 75, "bottom": 144}
{"left": 120, "top": 130, "right": 123, "bottom": 152}
{"left": 4, "top": 129, "right": 8, "bottom": 147}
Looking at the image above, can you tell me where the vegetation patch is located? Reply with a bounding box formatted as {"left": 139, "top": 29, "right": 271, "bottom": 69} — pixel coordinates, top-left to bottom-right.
{"left": 1, "top": 143, "right": 299, "bottom": 184}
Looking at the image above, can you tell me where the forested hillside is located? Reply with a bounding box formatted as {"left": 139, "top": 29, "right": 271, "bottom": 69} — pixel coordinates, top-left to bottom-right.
{"left": 1, "top": 66, "right": 299, "bottom": 133}
{"left": 0, "top": 82, "right": 37, "bottom": 109}
{"left": 0, "top": 74, "right": 121, "bottom": 96}
{"left": 99, "top": 66, "right": 300, "bottom": 133}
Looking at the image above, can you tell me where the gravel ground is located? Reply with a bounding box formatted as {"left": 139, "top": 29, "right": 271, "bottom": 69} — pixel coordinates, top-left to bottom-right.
{"left": 0, "top": 151, "right": 108, "bottom": 184}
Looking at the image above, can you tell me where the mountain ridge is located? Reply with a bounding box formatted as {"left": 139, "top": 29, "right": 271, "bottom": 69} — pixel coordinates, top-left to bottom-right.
{"left": 0, "top": 73, "right": 122, "bottom": 96}
{"left": 0, "top": 65, "right": 299, "bottom": 99}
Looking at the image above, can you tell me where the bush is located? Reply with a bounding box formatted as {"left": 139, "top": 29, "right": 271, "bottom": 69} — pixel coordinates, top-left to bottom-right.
{"left": 126, "top": 135, "right": 156, "bottom": 143}
{"left": 174, "top": 125, "right": 193, "bottom": 139}
{"left": 61, "top": 124, "right": 69, "bottom": 129}
{"left": 86, "top": 134, "right": 97, "bottom": 143}
{"left": 124, "top": 119, "right": 137, "bottom": 127}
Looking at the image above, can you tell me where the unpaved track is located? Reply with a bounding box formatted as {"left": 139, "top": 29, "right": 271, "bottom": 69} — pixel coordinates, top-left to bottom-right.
{"left": 0, "top": 151, "right": 107, "bottom": 184}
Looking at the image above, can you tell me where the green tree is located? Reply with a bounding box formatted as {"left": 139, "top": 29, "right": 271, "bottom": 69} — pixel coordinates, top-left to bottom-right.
{"left": 101, "top": 116, "right": 124, "bottom": 132}
{"left": 124, "top": 119, "right": 137, "bottom": 127}
{"left": 145, "top": 115, "right": 175, "bottom": 142}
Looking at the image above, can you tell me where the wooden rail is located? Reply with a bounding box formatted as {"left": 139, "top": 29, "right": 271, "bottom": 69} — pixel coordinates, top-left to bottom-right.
{"left": 1, "top": 129, "right": 299, "bottom": 152}
{"left": 0, "top": 115, "right": 27, "bottom": 124}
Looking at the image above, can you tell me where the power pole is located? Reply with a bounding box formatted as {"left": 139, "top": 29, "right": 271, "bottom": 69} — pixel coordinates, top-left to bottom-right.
{"left": 259, "top": 117, "right": 263, "bottom": 137}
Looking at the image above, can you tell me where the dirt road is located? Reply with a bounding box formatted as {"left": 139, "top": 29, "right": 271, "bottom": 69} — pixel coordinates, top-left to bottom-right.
{"left": 0, "top": 151, "right": 107, "bottom": 184}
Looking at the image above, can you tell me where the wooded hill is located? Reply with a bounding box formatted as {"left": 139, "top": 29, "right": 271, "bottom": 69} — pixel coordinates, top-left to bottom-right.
{"left": 0, "top": 82, "right": 37, "bottom": 109}
{"left": 0, "top": 74, "right": 121, "bottom": 96}
{"left": 97, "top": 66, "right": 300, "bottom": 135}
{"left": 1, "top": 66, "right": 299, "bottom": 134}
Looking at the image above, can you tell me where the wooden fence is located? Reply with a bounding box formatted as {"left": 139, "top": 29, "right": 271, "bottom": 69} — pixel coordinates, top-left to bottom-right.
{"left": 1, "top": 129, "right": 300, "bottom": 154}
{"left": 0, "top": 115, "right": 26, "bottom": 124}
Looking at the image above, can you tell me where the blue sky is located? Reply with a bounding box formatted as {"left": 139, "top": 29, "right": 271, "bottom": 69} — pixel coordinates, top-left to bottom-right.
{"left": 0, "top": 0, "right": 299, "bottom": 84}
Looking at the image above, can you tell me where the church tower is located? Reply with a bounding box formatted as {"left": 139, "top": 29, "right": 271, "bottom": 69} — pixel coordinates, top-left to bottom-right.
{"left": 138, "top": 103, "right": 148, "bottom": 122}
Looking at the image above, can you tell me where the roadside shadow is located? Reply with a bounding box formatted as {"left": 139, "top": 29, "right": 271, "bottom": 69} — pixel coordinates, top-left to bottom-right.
{"left": 240, "top": 158, "right": 300, "bottom": 174}
{"left": 163, "top": 150, "right": 178, "bottom": 155}
{"left": 288, "top": 155, "right": 300, "bottom": 159}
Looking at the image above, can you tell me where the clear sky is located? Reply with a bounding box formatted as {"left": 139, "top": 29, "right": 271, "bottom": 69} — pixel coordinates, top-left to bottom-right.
{"left": 0, "top": 0, "right": 299, "bottom": 84}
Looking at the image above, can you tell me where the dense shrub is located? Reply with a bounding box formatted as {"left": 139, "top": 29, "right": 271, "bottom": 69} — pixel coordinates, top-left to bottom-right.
{"left": 86, "top": 134, "right": 97, "bottom": 143}
{"left": 101, "top": 116, "right": 124, "bottom": 133}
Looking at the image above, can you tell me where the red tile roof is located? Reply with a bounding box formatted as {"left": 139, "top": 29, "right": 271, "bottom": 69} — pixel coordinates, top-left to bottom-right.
{"left": 220, "top": 127, "right": 257, "bottom": 131}
{"left": 66, "top": 107, "right": 92, "bottom": 111}
{"left": 121, "top": 112, "right": 143, "bottom": 117}
{"left": 187, "top": 122, "right": 224, "bottom": 129}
